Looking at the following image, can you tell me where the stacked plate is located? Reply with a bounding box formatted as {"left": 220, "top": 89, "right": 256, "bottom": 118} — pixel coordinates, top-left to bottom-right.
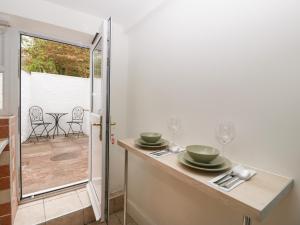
{"left": 135, "top": 132, "right": 169, "bottom": 150}
{"left": 178, "top": 145, "right": 231, "bottom": 172}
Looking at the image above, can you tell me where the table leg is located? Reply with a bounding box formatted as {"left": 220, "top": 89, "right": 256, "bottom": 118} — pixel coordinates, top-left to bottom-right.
{"left": 123, "top": 150, "right": 128, "bottom": 225}
{"left": 53, "top": 117, "right": 59, "bottom": 139}
{"left": 47, "top": 124, "right": 55, "bottom": 138}
{"left": 57, "top": 116, "right": 67, "bottom": 136}
{"left": 47, "top": 116, "right": 57, "bottom": 138}
{"left": 243, "top": 216, "right": 251, "bottom": 225}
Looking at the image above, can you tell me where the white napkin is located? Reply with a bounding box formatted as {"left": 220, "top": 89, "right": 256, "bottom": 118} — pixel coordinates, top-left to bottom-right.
{"left": 209, "top": 166, "right": 256, "bottom": 192}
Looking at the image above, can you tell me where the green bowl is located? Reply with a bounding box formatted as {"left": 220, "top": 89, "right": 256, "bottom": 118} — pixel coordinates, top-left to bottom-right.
{"left": 140, "top": 132, "right": 162, "bottom": 143}
{"left": 186, "top": 145, "right": 219, "bottom": 163}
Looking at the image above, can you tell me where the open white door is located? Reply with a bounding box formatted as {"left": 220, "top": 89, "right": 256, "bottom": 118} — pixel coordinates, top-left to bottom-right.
{"left": 87, "top": 18, "right": 111, "bottom": 223}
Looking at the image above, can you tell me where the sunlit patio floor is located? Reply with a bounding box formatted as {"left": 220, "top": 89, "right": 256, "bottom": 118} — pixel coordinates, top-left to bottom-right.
{"left": 21, "top": 135, "right": 89, "bottom": 195}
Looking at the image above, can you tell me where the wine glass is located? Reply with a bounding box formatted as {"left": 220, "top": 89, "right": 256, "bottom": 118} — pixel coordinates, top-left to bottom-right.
{"left": 167, "top": 116, "right": 182, "bottom": 153}
{"left": 215, "top": 122, "right": 235, "bottom": 157}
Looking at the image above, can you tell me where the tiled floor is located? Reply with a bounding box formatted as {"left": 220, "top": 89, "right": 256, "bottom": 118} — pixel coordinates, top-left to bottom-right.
{"left": 21, "top": 135, "right": 89, "bottom": 195}
{"left": 89, "top": 210, "right": 138, "bottom": 225}
{"left": 14, "top": 188, "right": 138, "bottom": 225}
{"left": 14, "top": 188, "right": 95, "bottom": 225}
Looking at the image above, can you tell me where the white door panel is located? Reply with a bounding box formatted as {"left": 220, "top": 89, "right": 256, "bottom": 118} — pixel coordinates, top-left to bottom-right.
{"left": 87, "top": 18, "right": 111, "bottom": 223}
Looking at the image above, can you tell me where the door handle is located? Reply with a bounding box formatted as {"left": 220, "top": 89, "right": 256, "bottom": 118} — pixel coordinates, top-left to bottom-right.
{"left": 92, "top": 117, "right": 116, "bottom": 141}
{"left": 100, "top": 116, "right": 103, "bottom": 141}
{"left": 91, "top": 117, "right": 103, "bottom": 141}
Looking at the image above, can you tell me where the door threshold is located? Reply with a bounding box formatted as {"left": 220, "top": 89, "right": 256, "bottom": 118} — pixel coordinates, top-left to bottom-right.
{"left": 21, "top": 179, "right": 88, "bottom": 203}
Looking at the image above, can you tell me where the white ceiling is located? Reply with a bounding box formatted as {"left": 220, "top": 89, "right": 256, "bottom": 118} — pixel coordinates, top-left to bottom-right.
{"left": 42, "top": 0, "right": 166, "bottom": 29}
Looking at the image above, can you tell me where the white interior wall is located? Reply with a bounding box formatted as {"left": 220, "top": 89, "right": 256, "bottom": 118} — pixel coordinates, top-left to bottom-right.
{"left": 9, "top": 14, "right": 93, "bottom": 47}
{"left": 21, "top": 71, "right": 90, "bottom": 142}
{"left": 0, "top": 0, "right": 100, "bottom": 34}
{"left": 109, "top": 23, "right": 129, "bottom": 193}
{"left": 126, "top": 0, "right": 300, "bottom": 225}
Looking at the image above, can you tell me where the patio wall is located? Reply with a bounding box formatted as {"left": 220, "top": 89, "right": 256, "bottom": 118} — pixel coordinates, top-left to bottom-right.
{"left": 21, "top": 70, "right": 90, "bottom": 142}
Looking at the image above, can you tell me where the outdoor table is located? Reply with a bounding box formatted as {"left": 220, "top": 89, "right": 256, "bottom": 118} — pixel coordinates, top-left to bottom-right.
{"left": 46, "top": 113, "right": 68, "bottom": 138}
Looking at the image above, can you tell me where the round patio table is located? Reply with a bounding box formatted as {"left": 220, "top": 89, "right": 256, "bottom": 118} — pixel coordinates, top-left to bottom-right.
{"left": 46, "top": 113, "right": 68, "bottom": 139}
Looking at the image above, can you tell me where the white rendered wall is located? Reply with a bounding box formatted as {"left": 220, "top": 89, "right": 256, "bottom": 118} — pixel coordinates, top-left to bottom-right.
{"left": 21, "top": 71, "right": 90, "bottom": 142}
{"left": 127, "top": 0, "right": 300, "bottom": 225}
{"left": 21, "top": 71, "right": 31, "bottom": 142}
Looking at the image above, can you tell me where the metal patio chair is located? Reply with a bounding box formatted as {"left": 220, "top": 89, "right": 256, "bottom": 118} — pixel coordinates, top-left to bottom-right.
{"left": 67, "top": 106, "right": 85, "bottom": 137}
{"left": 29, "top": 106, "right": 51, "bottom": 141}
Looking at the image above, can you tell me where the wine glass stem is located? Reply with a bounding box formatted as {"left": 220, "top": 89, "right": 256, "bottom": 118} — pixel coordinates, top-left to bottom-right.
{"left": 221, "top": 144, "right": 225, "bottom": 157}
{"left": 171, "top": 133, "right": 176, "bottom": 146}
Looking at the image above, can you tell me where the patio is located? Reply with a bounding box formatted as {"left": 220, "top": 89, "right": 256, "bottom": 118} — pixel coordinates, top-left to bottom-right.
{"left": 21, "top": 135, "right": 89, "bottom": 195}
{"left": 20, "top": 68, "right": 91, "bottom": 195}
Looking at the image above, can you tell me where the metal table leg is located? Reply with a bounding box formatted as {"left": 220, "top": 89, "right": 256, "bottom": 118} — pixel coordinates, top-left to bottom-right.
{"left": 57, "top": 114, "right": 67, "bottom": 136}
{"left": 47, "top": 118, "right": 57, "bottom": 138}
{"left": 123, "top": 150, "right": 128, "bottom": 225}
{"left": 243, "top": 216, "right": 251, "bottom": 225}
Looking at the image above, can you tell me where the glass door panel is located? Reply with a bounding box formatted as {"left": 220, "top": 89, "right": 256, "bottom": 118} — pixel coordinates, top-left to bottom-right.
{"left": 91, "top": 37, "right": 103, "bottom": 202}
{"left": 92, "top": 38, "right": 102, "bottom": 114}
{"left": 90, "top": 113, "right": 102, "bottom": 200}
{"left": 87, "top": 18, "right": 111, "bottom": 223}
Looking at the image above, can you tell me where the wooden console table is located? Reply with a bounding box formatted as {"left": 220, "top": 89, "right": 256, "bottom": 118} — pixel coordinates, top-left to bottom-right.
{"left": 117, "top": 138, "right": 293, "bottom": 225}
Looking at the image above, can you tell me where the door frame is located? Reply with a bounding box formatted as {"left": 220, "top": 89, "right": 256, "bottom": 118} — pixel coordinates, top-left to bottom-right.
{"left": 18, "top": 31, "right": 90, "bottom": 200}
{"left": 103, "top": 17, "right": 112, "bottom": 223}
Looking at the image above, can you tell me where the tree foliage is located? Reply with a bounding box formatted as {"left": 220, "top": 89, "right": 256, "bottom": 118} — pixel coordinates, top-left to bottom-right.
{"left": 21, "top": 36, "right": 90, "bottom": 78}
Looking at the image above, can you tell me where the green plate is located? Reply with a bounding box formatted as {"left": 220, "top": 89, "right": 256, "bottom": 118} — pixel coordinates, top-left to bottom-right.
{"left": 137, "top": 138, "right": 165, "bottom": 146}
{"left": 177, "top": 152, "right": 231, "bottom": 172}
{"left": 183, "top": 152, "right": 225, "bottom": 168}
{"left": 135, "top": 139, "right": 169, "bottom": 150}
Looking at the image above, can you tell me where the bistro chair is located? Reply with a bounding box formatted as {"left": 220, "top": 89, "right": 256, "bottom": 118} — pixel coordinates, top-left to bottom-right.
{"left": 29, "top": 106, "right": 52, "bottom": 141}
{"left": 67, "top": 106, "right": 85, "bottom": 137}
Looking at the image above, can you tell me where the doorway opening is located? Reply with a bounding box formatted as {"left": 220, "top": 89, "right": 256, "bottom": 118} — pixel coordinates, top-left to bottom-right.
{"left": 20, "top": 34, "right": 90, "bottom": 198}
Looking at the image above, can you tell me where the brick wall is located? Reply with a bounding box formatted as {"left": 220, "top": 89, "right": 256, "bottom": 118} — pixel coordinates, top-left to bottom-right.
{"left": 0, "top": 117, "right": 18, "bottom": 225}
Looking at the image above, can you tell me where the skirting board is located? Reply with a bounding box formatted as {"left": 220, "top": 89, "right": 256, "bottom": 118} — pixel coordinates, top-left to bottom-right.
{"left": 127, "top": 199, "right": 156, "bottom": 225}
